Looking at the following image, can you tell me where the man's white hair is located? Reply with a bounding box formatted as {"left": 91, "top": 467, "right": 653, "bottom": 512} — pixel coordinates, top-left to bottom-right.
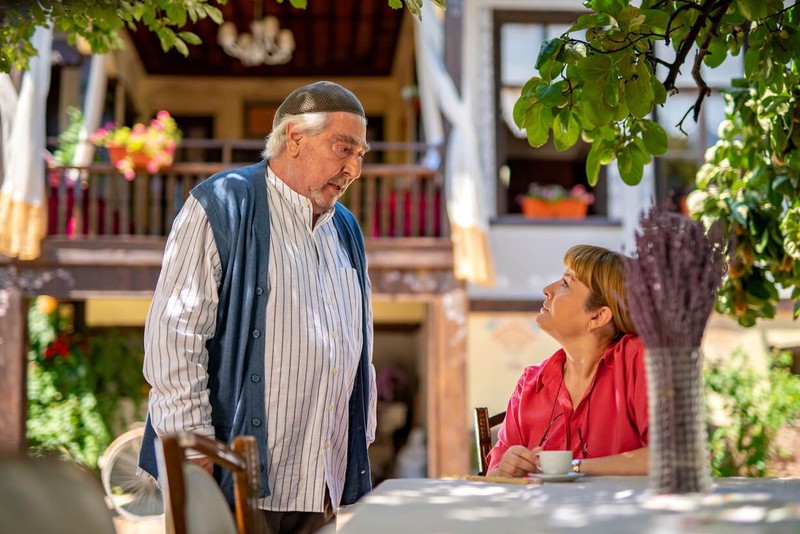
{"left": 262, "top": 112, "right": 329, "bottom": 159}
{"left": 262, "top": 112, "right": 367, "bottom": 159}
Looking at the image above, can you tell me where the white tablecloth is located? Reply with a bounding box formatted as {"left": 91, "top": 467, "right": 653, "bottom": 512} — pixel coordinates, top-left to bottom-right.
{"left": 337, "top": 476, "right": 800, "bottom": 533}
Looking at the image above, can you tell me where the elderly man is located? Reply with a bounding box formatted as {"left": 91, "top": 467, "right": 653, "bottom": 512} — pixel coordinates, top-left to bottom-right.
{"left": 138, "top": 81, "right": 376, "bottom": 534}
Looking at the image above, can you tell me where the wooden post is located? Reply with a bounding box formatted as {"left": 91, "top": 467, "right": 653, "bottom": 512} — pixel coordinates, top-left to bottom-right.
{"left": 426, "top": 287, "right": 469, "bottom": 477}
{"left": 0, "top": 287, "right": 26, "bottom": 454}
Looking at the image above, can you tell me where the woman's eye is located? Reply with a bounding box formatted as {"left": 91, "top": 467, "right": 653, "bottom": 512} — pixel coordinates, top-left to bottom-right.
{"left": 561, "top": 278, "right": 568, "bottom": 287}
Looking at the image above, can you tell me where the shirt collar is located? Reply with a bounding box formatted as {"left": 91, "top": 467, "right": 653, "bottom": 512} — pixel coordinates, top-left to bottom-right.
{"left": 535, "top": 338, "right": 622, "bottom": 391}
{"left": 265, "top": 164, "right": 335, "bottom": 227}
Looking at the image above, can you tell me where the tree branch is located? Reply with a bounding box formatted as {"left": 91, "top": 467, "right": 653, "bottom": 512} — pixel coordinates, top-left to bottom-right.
{"left": 690, "top": 0, "right": 734, "bottom": 121}
{"left": 663, "top": 0, "right": 719, "bottom": 92}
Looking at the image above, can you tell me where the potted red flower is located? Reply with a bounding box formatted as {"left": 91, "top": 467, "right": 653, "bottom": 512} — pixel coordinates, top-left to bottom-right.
{"left": 518, "top": 183, "right": 595, "bottom": 219}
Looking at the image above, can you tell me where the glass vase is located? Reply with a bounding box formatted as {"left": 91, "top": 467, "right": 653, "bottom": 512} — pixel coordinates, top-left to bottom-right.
{"left": 645, "top": 347, "right": 712, "bottom": 494}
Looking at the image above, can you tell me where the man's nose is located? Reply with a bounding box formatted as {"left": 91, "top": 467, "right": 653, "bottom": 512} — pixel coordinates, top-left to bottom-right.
{"left": 344, "top": 153, "right": 362, "bottom": 178}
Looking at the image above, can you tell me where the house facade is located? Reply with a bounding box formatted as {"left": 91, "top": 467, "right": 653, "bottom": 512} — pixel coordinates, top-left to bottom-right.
{"left": 4, "top": 0, "right": 795, "bottom": 482}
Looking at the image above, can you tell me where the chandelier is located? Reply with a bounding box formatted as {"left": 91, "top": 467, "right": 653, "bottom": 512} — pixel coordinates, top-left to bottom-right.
{"left": 217, "top": 1, "right": 295, "bottom": 67}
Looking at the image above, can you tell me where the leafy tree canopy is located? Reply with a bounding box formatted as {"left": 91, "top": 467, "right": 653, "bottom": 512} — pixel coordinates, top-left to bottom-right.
{"left": 516, "top": 0, "right": 800, "bottom": 326}
{"left": 0, "top": 0, "right": 445, "bottom": 73}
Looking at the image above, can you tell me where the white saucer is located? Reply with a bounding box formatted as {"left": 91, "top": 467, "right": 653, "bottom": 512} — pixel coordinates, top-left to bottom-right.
{"left": 529, "top": 472, "right": 583, "bottom": 483}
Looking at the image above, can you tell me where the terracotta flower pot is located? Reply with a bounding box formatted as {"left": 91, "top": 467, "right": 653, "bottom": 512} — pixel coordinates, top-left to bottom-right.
{"left": 520, "top": 197, "right": 589, "bottom": 219}
{"left": 106, "top": 145, "right": 151, "bottom": 171}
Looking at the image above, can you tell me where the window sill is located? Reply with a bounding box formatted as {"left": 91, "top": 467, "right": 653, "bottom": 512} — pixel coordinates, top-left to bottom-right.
{"left": 490, "top": 215, "right": 623, "bottom": 227}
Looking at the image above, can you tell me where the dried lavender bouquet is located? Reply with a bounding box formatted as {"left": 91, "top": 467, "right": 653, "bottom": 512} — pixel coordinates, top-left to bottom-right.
{"left": 625, "top": 206, "right": 726, "bottom": 494}
{"left": 625, "top": 207, "right": 727, "bottom": 349}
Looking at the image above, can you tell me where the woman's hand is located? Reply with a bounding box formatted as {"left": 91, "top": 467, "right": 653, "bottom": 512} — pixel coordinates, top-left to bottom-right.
{"left": 494, "top": 445, "right": 542, "bottom": 478}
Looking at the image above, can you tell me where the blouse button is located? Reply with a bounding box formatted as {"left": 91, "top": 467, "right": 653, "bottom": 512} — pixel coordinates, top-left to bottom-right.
{"left": 255, "top": 286, "right": 264, "bottom": 296}
{"left": 251, "top": 418, "right": 262, "bottom": 427}
{"left": 252, "top": 330, "right": 261, "bottom": 339}
{"left": 251, "top": 374, "right": 261, "bottom": 383}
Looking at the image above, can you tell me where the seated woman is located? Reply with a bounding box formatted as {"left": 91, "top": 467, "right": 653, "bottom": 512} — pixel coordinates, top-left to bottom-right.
{"left": 487, "top": 245, "right": 648, "bottom": 478}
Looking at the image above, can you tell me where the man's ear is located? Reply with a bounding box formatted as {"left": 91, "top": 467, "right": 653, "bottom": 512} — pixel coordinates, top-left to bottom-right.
{"left": 286, "top": 126, "right": 303, "bottom": 156}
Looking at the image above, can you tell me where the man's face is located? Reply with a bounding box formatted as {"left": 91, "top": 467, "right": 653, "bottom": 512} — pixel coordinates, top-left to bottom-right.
{"left": 284, "top": 112, "right": 369, "bottom": 215}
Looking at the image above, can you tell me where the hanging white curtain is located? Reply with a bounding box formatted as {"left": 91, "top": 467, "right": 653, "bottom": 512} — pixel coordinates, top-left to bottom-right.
{"left": 69, "top": 54, "right": 107, "bottom": 177}
{"left": 414, "top": 4, "right": 495, "bottom": 286}
{"left": 0, "top": 25, "right": 53, "bottom": 260}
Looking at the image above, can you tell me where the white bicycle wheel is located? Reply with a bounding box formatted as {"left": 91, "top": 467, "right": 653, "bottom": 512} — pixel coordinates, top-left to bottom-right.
{"left": 98, "top": 425, "right": 164, "bottom": 520}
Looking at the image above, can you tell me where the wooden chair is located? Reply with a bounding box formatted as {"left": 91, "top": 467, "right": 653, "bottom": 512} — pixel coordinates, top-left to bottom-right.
{"left": 474, "top": 407, "right": 506, "bottom": 476}
{"left": 157, "top": 433, "right": 266, "bottom": 534}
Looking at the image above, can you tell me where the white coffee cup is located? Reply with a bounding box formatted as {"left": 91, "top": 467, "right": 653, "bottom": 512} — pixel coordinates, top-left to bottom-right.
{"left": 537, "top": 450, "right": 573, "bottom": 475}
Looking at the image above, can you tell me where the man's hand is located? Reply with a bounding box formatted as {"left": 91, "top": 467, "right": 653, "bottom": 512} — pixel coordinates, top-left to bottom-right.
{"left": 189, "top": 456, "right": 214, "bottom": 475}
{"left": 495, "top": 445, "right": 541, "bottom": 478}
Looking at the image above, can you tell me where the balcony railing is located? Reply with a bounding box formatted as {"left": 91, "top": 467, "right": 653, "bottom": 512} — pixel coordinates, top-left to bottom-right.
{"left": 45, "top": 141, "right": 448, "bottom": 240}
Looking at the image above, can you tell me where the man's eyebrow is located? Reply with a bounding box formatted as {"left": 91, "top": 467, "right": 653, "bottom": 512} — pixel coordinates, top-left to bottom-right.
{"left": 333, "top": 134, "right": 370, "bottom": 152}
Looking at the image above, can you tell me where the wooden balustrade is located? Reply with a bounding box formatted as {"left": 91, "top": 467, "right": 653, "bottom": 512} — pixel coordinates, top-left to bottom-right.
{"left": 45, "top": 161, "right": 447, "bottom": 239}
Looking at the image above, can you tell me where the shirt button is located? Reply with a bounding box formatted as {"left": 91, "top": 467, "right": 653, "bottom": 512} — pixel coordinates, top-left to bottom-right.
{"left": 332, "top": 331, "right": 337, "bottom": 338}
{"left": 324, "top": 441, "right": 329, "bottom": 449}
{"left": 327, "top": 404, "right": 333, "bottom": 413}
{"left": 251, "top": 374, "right": 261, "bottom": 383}
{"left": 251, "top": 418, "right": 262, "bottom": 427}
{"left": 332, "top": 368, "right": 339, "bottom": 375}
{"left": 325, "top": 298, "right": 331, "bottom": 305}
{"left": 252, "top": 330, "right": 261, "bottom": 339}
{"left": 255, "top": 286, "right": 264, "bottom": 296}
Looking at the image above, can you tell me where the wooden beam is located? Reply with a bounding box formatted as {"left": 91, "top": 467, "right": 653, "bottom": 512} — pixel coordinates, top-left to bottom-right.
{"left": 426, "top": 286, "right": 469, "bottom": 477}
{"left": 0, "top": 287, "right": 26, "bottom": 454}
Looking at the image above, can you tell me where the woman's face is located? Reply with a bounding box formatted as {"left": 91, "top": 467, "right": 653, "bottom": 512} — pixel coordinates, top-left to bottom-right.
{"left": 535, "top": 269, "right": 595, "bottom": 342}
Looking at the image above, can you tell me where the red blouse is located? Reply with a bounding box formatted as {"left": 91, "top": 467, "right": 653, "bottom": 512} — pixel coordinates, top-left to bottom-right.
{"left": 486, "top": 334, "right": 649, "bottom": 472}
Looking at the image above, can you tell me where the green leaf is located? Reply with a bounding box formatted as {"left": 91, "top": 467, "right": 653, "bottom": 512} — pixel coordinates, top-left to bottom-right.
{"left": 642, "top": 9, "right": 669, "bottom": 33}
{"left": 587, "top": 0, "right": 627, "bottom": 18}
{"left": 586, "top": 142, "right": 604, "bottom": 186}
{"left": 612, "top": 82, "right": 630, "bottom": 121}
{"left": 616, "top": 6, "right": 646, "bottom": 33}
{"left": 553, "top": 110, "right": 581, "bottom": 151}
{"left": 580, "top": 88, "right": 615, "bottom": 127}
{"left": 603, "top": 73, "right": 620, "bottom": 107}
{"left": 651, "top": 77, "right": 667, "bottom": 105}
{"left": 536, "top": 39, "right": 562, "bottom": 69}
{"left": 617, "top": 146, "right": 644, "bottom": 185}
{"left": 178, "top": 32, "right": 201, "bottom": 46}
{"left": 640, "top": 120, "right": 668, "bottom": 155}
{"left": 704, "top": 39, "right": 728, "bottom": 68}
{"left": 204, "top": 6, "right": 224, "bottom": 25}
{"left": 735, "top": 0, "right": 769, "bottom": 20}
{"left": 570, "top": 13, "right": 611, "bottom": 32}
{"left": 513, "top": 97, "right": 533, "bottom": 129}
{"left": 521, "top": 76, "right": 545, "bottom": 97}
{"left": 577, "top": 54, "right": 612, "bottom": 82}
{"left": 535, "top": 81, "right": 565, "bottom": 107}
{"left": 627, "top": 60, "right": 654, "bottom": 118}
{"left": 524, "top": 103, "right": 553, "bottom": 147}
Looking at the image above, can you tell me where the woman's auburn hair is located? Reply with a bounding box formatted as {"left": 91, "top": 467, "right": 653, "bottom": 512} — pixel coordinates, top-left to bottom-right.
{"left": 563, "top": 244, "right": 636, "bottom": 336}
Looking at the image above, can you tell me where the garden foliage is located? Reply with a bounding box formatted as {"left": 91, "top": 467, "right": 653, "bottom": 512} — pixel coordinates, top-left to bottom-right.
{"left": 27, "top": 301, "right": 146, "bottom": 469}
{"left": 705, "top": 348, "right": 800, "bottom": 477}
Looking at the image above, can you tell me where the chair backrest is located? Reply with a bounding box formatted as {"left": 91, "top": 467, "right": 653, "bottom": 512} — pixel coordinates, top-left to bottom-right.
{"left": 157, "top": 433, "right": 266, "bottom": 534}
{"left": 0, "top": 455, "right": 117, "bottom": 534}
{"left": 474, "top": 407, "right": 506, "bottom": 476}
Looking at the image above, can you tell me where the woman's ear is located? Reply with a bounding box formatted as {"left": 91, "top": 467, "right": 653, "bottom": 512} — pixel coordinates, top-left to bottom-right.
{"left": 589, "top": 306, "right": 613, "bottom": 332}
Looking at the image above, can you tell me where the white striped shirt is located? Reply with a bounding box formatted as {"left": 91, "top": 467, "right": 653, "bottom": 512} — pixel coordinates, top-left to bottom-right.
{"left": 143, "top": 166, "right": 376, "bottom": 513}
